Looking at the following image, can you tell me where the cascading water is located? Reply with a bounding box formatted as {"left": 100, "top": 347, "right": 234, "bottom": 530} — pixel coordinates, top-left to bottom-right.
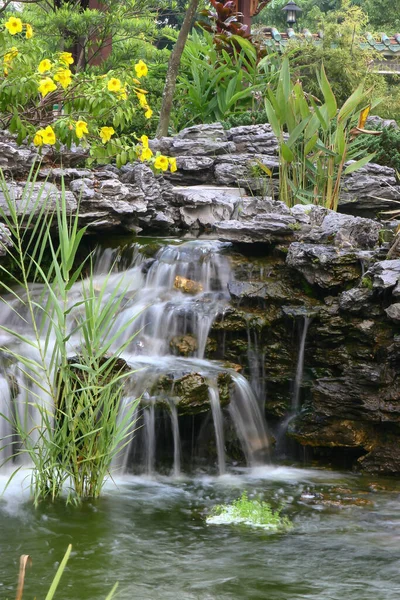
{"left": 291, "top": 315, "right": 310, "bottom": 413}
{"left": 0, "top": 239, "right": 271, "bottom": 475}
{"left": 276, "top": 314, "right": 311, "bottom": 456}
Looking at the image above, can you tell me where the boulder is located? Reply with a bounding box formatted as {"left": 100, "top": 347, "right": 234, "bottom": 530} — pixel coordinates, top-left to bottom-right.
{"left": 286, "top": 243, "right": 361, "bottom": 288}
{"left": 173, "top": 185, "right": 242, "bottom": 229}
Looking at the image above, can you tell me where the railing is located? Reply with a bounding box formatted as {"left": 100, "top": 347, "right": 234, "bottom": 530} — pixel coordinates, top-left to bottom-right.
{"left": 371, "top": 60, "right": 400, "bottom": 74}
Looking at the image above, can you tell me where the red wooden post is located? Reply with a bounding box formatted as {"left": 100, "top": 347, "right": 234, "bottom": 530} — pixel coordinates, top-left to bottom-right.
{"left": 237, "top": 0, "right": 252, "bottom": 31}
{"left": 88, "top": 0, "right": 112, "bottom": 65}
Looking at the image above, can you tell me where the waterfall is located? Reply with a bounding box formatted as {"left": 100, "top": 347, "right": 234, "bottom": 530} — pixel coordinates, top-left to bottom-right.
{"left": 144, "top": 401, "right": 156, "bottom": 476}
{"left": 229, "top": 373, "right": 270, "bottom": 466}
{"left": 169, "top": 401, "right": 181, "bottom": 477}
{"left": 208, "top": 385, "right": 226, "bottom": 475}
{"left": 292, "top": 316, "right": 310, "bottom": 413}
{"left": 0, "top": 239, "right": 271, "bottom": 475}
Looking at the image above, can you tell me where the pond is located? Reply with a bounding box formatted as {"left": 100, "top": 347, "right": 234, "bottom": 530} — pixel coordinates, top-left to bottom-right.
{"left": 1, "top": 466, "right": 400, "bottom": 600}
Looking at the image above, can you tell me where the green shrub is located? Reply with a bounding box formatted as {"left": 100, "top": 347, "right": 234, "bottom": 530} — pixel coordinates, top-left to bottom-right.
{"left": 358, "top": 126, "right": 400, "bottom": 173}
{"left": 206, "top": 491, "right": 292, "bottom": 530}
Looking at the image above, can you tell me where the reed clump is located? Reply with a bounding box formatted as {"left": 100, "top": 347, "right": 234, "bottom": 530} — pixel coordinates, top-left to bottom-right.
{"left": 0, "top": 168, "right": 139, "bottom": 505}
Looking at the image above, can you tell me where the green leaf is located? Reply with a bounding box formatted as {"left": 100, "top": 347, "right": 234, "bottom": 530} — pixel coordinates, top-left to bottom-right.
{"left": 344, "top": 153, "right": 375, "bottom": 175}
{"left": 319, "top": 64, "right": 337, "bottom": 119}
{"left": 281, "top": 143, "right": 294, "bottom": 162}
{"left": 265, "top": 98, "right": 281, "bottom": 138}
{"left": 45, "top": 544, "right": 72, "bottom": 600}
{"left": 338, "top": 84, "right": 365, "bottom": 122}
{"left": 286, "top": 117, "right": 310, "bottom": 149}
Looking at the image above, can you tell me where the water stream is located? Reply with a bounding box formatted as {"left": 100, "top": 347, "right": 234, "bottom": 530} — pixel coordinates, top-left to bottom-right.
{"left": 0, "top": 239, "right": 270, "bottom": 474}
{"left": 1, "top": 467, "right": 400, "bottom": 600}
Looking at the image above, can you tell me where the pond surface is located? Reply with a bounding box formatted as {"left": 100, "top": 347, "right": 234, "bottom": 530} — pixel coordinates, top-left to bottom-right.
{"left": 1, "top": 466, "right": 400, "bottom": 600}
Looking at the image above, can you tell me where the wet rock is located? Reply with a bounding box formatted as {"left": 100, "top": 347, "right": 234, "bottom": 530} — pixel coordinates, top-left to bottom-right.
{"left": 364, "top": 259, "right": 400, "bottom": 291}
{"left": 157, "top": 371, "right": 232, "bottom": 415}
{"left": 286, "top": 243, "right": 360, "bottom": 288}
{"left": 170, "top": 335, "right": 198, "bottom": 357}
{"left": 228, "top": 280, "right": 298, "bottom": 304}
{"left": 174, "top": 275, "right": 203, "bottom": 294}
{"left": 385, "top": 303, "right": 400, "bottom": 323}
{"left": 339, "top": 287, "right": 376, "bottom": 314}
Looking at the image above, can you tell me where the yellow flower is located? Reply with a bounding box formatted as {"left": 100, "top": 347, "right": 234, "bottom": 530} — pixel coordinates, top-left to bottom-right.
{"left": 154, "top": 155, "right": 169, "bottom": 171}
{"left": 136, "top": 92, "right": 148, "bottom": 108}
{"left": 33, "top": 132, "right": 43, "bottom": 147}
{"left": 3, "top": 47, "right": 18, "bottom": 74}
{"left": 134, "top": 60, "right": 148, "bottom": 78}
{"left": 40, "top": 125, "right": 56, "bottom": 145}
{"left": 25, "top": 23, "right": 33, "bottom": 39}
{"left": 107, "top": 77, "right": 121, "bottom": 92}
{"left": 139, "top": 147, "right": 153, "bottom": 161}
{"left": 60, "top": 52, "right": 74, "bottom": 65}
{"left": 38, "top": 77, "right": 57, "bottom": 97}
{"left": 99, "top": 126, "right": 115, "bottom": 144}
{"left": 54, "top": 68, "right": 72, "bottom": 89}
{"left": 118, "top": 87, "right": 128, "bottom": 100}
{"left": 4, "top": 47, "right": 18, "bottom": 63}
{"left": 75, "top": 120, "right": 89, "bottom": 139}
{"left": 169, "top": 157, "right": 177, "bottom": 173}
{"left": 38, "top": 59, "right": 52, "bottom": 74}
{"left": 5, "top": 17, "right": 23, "bottom": 35}
{"left": 140, "top": 134, "right": 149, "bottom": 148}
{"left": 144, "top": 108, "right": 153, "bottom": 119}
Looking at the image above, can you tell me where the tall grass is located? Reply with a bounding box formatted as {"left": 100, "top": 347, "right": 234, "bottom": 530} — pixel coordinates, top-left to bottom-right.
{"left": 264, "top": 58, "right": 379, "bottom": 210}
{"left": 0, "top": 168, "right": 139, "bottom": 505}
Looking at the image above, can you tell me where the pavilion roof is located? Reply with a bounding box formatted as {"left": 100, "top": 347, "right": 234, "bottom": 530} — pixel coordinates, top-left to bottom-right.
{"left": 257, "top": 28, "right": 400, "bottom": 55}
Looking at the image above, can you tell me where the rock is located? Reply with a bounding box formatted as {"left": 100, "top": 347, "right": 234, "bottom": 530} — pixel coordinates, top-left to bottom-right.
{"left": 366, "top": 115, "right": 399, "bottom": 130}
{"left": 174, "top": 275, "right": 203, "bottom": 294}
{"left": 214, "top": 153, "right": 279, "bottom": 187}
{"left": 226, "top": 124, "right": 279, "bottom": 154}
{"left": 176, "top": 123, "right": 228, "bottom": 141}
{"left": 0, "top": 181, "right": 77, "bottom": 217}
{"left": 173, "top": 185, "right": 241, "bottom": 229}
{"left": 0, "top": 134, "right": 39, "bottom": 174}
{"left": 339, "top": 287, "right": 376, "bottom": 314}
{"left": 170, "top": 139, "right": 236, "bottom": 157}
{"left": 163, "top": 156, "right": 215, "bottom": 185}
{"left": 302, "top": 211, "right": 382, "bottom": 249}
{"left": 157, "top": 370, "right": 232, "bottom": 415}
{"left": 228, "top": 280, "right": 296, "bottom": 304}
{"left": 385, "top": 303, "right": 400, "bottom": 323}
{"left": 364, "top": 260, "right": 400, "bottom": 291}
{"left": 38, "top": 167, "right": 93, "bottom": 182}
{"left": 340, "top": 166, "right": 400, "bottom": 216}
{"left": 286, "top": 243, "right": 361, "bottom": 288}
{"left": 170, "top": 335, "right": 198, "bottom": 357}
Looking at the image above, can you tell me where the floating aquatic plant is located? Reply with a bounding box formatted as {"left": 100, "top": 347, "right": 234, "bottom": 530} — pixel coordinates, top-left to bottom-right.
{"left": 206, "top": 491, "right": 292, "bottom": 531}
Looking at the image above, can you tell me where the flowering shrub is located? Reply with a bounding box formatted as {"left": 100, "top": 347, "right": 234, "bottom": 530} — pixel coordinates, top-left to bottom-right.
{"left": 0, "top": 16, "right": 175, "bottom": 172}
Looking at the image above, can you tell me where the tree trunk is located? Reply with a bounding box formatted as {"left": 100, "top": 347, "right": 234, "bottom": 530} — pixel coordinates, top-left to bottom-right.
{"left": 156, "top": 0, "right": 199, "bottom": 138}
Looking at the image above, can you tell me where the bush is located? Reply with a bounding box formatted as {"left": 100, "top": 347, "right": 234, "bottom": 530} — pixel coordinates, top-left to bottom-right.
{"left": 358, "top": 126, "right": 400, "bottom": 173}
{"left": 206, "top": 491, "right": 292, "bottom": 530}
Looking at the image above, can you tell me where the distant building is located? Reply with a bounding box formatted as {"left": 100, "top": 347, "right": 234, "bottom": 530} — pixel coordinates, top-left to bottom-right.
{"left": 258, "top": 28, "right": 400, "bottom": 74}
